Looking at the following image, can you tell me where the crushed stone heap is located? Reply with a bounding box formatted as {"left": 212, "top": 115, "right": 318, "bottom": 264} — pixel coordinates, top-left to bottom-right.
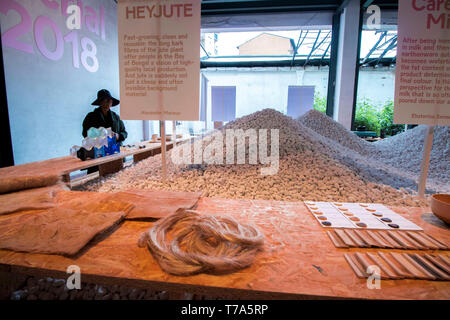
{"left": 80, "top": 108, "right": 449, "bottom": 207}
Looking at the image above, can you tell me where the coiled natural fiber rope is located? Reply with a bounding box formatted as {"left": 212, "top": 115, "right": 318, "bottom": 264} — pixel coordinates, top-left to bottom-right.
{"left": 138, "top": 209, "right": 264, "bottom": 276}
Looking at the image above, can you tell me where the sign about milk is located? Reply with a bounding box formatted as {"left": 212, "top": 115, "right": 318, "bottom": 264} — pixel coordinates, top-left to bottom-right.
{"left": 118, "top": 0, "right": 200, "bottom": 120}
{"left": 394, "top": 0, "right": 450, "bottom": 125}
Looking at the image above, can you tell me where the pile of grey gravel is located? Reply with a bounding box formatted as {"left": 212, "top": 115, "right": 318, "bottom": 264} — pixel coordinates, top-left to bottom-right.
{"left": 297, "top": 109, "right": 379, "bottom": 156}
{"left": 9, "top": 276, "right": 213, "bottom": 300}
{"left": 298, "top": 110, "right": 449, "bottom": 195}
{"left": 77, "top": 108, "right": 450, "bottom": 207}
{"left": 373, "top": 124, "right": 449, "bottom": 182}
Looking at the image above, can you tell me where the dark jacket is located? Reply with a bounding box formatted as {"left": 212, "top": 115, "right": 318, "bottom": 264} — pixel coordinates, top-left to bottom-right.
{"left": 82, "top": 107, "right": 127, "bottom": 144}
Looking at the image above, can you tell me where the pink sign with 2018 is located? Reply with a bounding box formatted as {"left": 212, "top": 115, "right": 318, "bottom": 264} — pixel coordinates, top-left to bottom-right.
{"left": 0, "top": 0, "right": 107, "bottom": 73}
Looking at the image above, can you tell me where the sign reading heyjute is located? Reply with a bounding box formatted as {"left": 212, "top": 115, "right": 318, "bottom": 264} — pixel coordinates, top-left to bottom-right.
{"left": 394, "top": 0, "right": 450, "bottom": 125}
{"left": 118, "top": 0, "right": 200, "bottom": 120}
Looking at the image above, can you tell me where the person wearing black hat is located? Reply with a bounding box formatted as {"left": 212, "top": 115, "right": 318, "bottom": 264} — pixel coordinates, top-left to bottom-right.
{"left": 82, "top": 89, "right": 128, "bottom": 143}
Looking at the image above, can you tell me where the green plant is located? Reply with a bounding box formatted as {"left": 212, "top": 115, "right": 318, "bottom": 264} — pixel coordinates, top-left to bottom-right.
{"left": 354, "top": 98, "right": 405, "bottom": 137}
{"left": 312, "top": 94, "right": 404, "bottom": 137}
{"left": 313, "top": 94, "right": 327, "bottom": 113}
{"left": 378, "top": 100, "right": 404, "bottom": 137}
{"left": 354, "top": 99, "right": 381, "bottom": 134}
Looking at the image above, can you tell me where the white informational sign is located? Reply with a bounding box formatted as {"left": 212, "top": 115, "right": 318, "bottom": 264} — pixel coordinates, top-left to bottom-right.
{"left": 394, "top": 0, "right": 450, "bottom": 125}
{"left": 287, "top": 86, "right": 315, "bottom": 119}
{"left": 211, "top": 86, "right": 236, "bottom": 122}
{"left": 118, "top": 0, "right": 201, "bottom": 120}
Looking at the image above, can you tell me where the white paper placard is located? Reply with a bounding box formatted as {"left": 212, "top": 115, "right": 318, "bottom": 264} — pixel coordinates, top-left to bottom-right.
{"left": 393, "top": 1, "right": 450, "bottom": 125}
{"left": 304, "top": 201, "right": 422, "bottom": 231}
{"left": 118, "top": 0, "right": 201, "bottom": 120}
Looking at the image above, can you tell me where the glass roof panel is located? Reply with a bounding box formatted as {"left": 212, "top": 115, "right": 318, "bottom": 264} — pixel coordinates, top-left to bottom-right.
{"left": 200, "top": 29, "right": 398, "bottom": 65}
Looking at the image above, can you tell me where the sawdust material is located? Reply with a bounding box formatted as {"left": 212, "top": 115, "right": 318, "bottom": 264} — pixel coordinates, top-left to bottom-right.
{"left": 0, "top": 208, "right": 125, "bottom": 256}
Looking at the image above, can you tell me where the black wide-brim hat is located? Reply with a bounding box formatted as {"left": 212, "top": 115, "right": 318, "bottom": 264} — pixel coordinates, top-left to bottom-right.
{"left": 91, "top": 89, "right": 120, "bottom": 106}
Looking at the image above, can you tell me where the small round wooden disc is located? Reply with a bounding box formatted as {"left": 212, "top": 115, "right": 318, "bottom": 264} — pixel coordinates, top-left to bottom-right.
{"left": 388, "top": 223, "right": 399, "bottom": 228}
{"left": 321, "top": 221, "right": 332, "bottom": 226}
{"left": 381, "top": 217, "right": 392, "bottom": 222}
{"left": 356, "top": 222, "right": 367, "bottom": 228}
{"left": 372, "top": 212, "right": 383, "bottom": 217}
{"left": 318, "top": 216, "right": 327, "bottom": 221}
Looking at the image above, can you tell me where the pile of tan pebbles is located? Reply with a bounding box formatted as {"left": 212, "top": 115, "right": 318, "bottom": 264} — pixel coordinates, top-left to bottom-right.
{"left": 80, "top": 109, "right": 449, "bottom": 207}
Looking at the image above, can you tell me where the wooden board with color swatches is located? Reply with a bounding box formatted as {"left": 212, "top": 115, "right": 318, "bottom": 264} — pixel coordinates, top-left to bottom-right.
{"left": 304, "top": 202, "right": 422, "bottom": 231}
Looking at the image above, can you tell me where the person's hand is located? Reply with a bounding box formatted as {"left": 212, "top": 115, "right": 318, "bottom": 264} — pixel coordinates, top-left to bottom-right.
{"left": 115, "top": 133, "right": 120, "bottom": 141}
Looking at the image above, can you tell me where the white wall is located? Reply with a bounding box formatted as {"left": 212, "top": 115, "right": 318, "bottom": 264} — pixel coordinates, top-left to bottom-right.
{"left": 199, "top": 67, "right": 329, "bottom": 130}
{"left": 357, "top": 68, "right": 396, "bottom": 106}
{"left": 189, "top": 66, "right": 395, "bottom": 134}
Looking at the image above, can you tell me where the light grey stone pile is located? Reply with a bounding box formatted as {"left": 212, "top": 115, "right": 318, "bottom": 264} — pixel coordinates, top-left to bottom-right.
{"left": 80, "top": 109, "right": 449, "bottom": 207}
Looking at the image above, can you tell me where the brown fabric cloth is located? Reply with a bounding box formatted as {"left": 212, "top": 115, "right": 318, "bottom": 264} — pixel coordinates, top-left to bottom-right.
{"left": 0, "top": 207, "right": 125, "bottom": 256}
{"left": 0, "top": 174, "right": 60, "bottom": 194}
{"left": 55, "top": 190, "right": 135, "bottom": 217}
{"left": 0, "top": 185, "right": 64, "bottom": 216}
{"left": 111, "top": 189, "right": 202, "bottom": 219}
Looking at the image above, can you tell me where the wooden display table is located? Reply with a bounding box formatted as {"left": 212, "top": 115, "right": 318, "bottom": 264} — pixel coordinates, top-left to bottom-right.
{"left": 0, "top": 137, "right": 193, "bottom": 184}
{"left": 0, "top": 196, "right": 448, "bottom": 300}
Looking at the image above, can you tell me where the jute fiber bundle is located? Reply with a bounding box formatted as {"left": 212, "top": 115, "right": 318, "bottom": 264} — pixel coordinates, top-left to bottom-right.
{"left": 138, "top": 209, "right": 264, "bottom": 276}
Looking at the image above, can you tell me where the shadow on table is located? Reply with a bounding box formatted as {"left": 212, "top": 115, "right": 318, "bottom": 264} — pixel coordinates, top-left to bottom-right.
{"left": 421, "top": 212, "right": 450, "bottom": 230}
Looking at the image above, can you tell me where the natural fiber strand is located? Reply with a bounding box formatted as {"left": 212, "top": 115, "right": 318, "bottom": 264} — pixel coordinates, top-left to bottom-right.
{"left": 138, "top": 209, "right": 264, "bottom": 276}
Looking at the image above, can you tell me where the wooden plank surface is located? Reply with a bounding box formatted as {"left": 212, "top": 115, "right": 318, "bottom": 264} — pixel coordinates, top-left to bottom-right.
{"left": 0, "top": 197, "right": 448, "bottom": 300}
{"left": 0, "top": 138, "right": 192, "bottom": 183}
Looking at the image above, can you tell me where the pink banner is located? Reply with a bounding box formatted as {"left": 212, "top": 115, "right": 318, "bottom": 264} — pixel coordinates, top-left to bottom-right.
{"left": 394, "top": 0, "right": 450, "bottom": 125}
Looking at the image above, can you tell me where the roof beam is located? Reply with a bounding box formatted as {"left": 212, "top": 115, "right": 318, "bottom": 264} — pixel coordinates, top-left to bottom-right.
{"left": 336, "top": 0, "right": 351, "bottom": 14}
{"left": 291, "top": 30, "right": 308, "bottom": 67}
{"left": 304, "top": 31, "right": 332, "bottom": 66}
{"left": 320, "top": 41, "right": 331, "bottom": 65}
{"left": 363, "top": 0, "right": 375, "bottom": 9}
{"left": 376, "top": 36, "right": 397, "bottom": 61}
{"left": 202, "top": 1, "right": 342, "bottom": 15}
{"left": 304, "top": 31, "right": 321, "bottom": 66}
{"left": 361, "top": 31, "right": 387, "bottom": 64}
{"left": 200, "top": 43, "right": 210, "bottom": 58}
{"left": 369, "top": 35, "right": 397, "bottom": 66}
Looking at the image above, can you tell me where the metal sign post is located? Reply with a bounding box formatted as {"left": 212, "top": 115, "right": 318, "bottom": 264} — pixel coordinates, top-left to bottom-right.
{"left": 160, "top": 120, "right": 167, "bottom": 182}
{"left": 418, "top": 125, "right": 435, "bottom": 198}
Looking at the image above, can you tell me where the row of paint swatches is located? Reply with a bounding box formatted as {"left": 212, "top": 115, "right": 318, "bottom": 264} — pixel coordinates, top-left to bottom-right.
{"left": 304, "top": 201, "right": 422, "bottom": 230}
{"left": 327, "top": 229, "right": 448, "bottom": 250}
{"left": 344, "top": 252, "right": 450, "bottom": 281}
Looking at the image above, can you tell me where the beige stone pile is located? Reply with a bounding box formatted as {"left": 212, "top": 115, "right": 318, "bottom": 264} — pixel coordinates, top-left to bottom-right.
{"left": 77, "top": 108, "right": 450, "bottom": 207}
